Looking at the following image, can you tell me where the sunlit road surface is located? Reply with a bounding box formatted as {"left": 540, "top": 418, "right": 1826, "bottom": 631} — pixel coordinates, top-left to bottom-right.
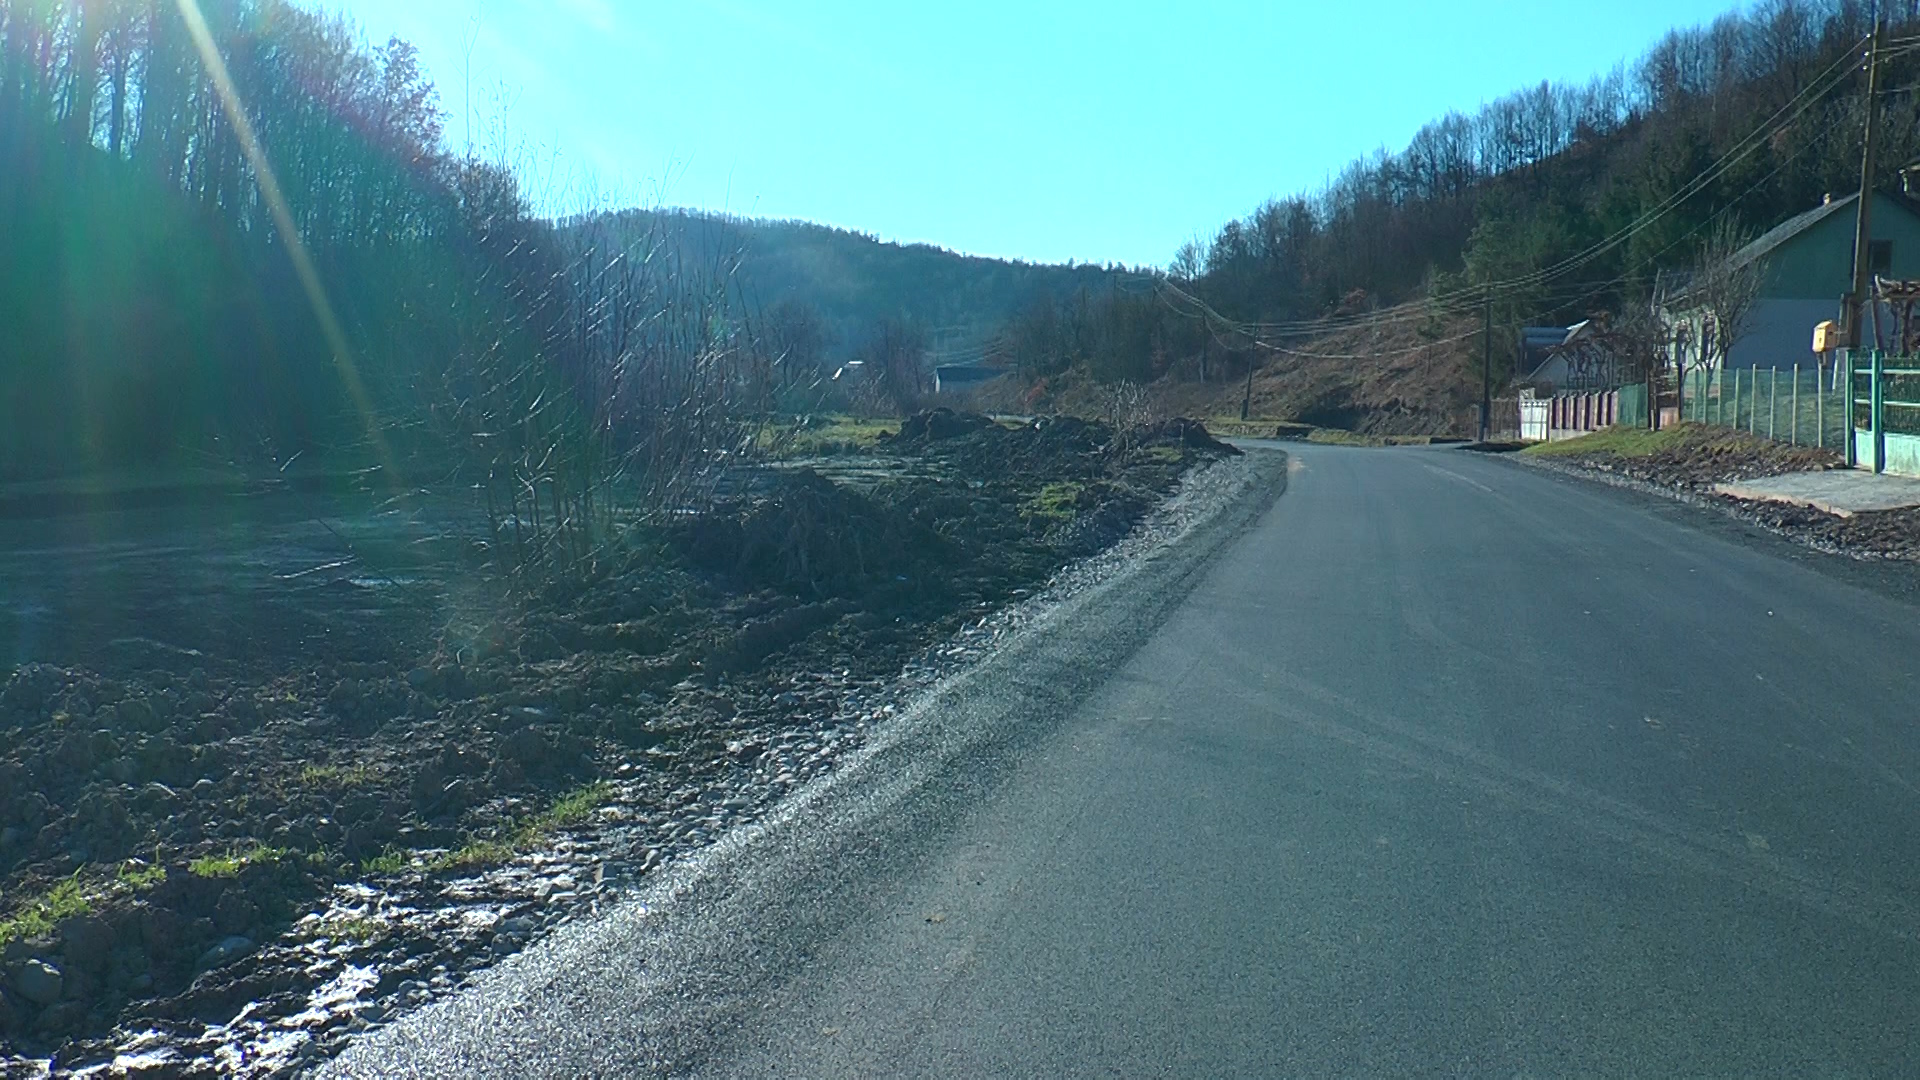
{"left": 329, "top": 444, "right": 1920, "bottom": 1077}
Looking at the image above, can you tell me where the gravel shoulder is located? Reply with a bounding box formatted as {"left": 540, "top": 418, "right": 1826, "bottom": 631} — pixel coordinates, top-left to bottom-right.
{"left": 321, "top": 447, "right": 1289, "bottom": 1078}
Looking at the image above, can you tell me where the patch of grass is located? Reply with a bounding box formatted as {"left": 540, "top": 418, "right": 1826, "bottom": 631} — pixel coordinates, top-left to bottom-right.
{"left": 1020, "top": 481, "right": 1084, "bottom": 524}
{"left": 189, "top": 844, "right": 288, "bottom": 879}
{"left": 764, "top": 417, "right": 898, "bottom": 457}
{"left": 377, "top": 783, "right": 617, "bottom": 877}
{"left": 1204, "top": 418, "right": 1315, "bottom": 440}
{"left": 0, "top": 877, "right": 92, "bottom": 946}
{"left": 298, "top": 762, "right": 377, "bottom": 788}
{"left": 1520, "top": 424, "right": 1692, "bottom": 458}
{"left": 310, "top": 915, "right": 384, "bottom": 944}
{"left": 0, "top": 860, "right": 175, "bottom": 947}
{"left": 359, "top": 848, "right": 414, "bottom": 876}
{"left": 115, "top": 861, "right": 167, "bottom": 889}
{"left": 542, "top": 782, "right": 613, "bottom": 829}
{"left": 1305, "top": 429, "right": 1387, "bottom": 447}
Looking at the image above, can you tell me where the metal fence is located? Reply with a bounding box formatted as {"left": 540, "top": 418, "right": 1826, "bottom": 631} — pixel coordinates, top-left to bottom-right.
{"left": 1679, "top": 364, "right": 1849, "bottom": 451}
{"left": 1850, "top": 352, "right": 1920, "bottom": 474}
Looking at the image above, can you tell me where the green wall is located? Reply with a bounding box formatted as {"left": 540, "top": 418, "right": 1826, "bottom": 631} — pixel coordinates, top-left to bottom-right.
{"left": 1762, "top": 193, "right": 1920, "bottom": 300}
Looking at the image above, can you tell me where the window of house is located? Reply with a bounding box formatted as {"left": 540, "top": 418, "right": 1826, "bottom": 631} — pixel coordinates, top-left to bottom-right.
{"left": 1870, "top": 239, "right": 1893, "bottom": 275}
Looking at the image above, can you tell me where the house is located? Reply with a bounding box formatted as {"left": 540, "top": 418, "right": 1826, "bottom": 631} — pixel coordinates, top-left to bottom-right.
{"left": 1669, "top": 190, "right": 1920, "bottom": 371}
{"left": 932, "top": 364, "right": 1006, "bottom": 395}
{"left": 1521, "top": 320, "right": 1633, "bottom": 391}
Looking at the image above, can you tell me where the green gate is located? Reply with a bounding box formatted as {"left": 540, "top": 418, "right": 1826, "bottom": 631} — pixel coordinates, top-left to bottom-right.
{"left": 1850, "top": 351, "right": 1920, "bottom": 476}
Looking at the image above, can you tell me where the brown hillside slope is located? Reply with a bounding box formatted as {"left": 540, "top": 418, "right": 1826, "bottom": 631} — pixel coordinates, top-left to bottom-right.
{"left": 1159, "top": 309, "right": 1483, "bottom": 436}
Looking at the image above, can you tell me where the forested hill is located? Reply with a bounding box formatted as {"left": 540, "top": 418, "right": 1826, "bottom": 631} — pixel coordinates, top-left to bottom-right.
{"left": 0, "top": 1, "right": 1111, "bottom": 484}
{"left": 590, "top": 210, "right": 1126, "bottom": 360}
{"left": 1001, "top": 1, "right": 1920, "bottom": 431}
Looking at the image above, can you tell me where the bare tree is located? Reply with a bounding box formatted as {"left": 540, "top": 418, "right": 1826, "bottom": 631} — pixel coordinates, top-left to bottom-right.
{"left": 859, "top": 319, "right": 928, "bottom": 416}
{"left": 1685, "top": 219, "right": 1765, "bottom": 382}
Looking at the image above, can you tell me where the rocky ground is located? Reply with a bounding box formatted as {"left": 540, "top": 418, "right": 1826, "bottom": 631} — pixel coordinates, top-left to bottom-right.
{"left": 1514, "top": 423, "right": 1920, "bottom": 562}
{"left": 0, "top": 411, "right": 1238, "bottom": 1075}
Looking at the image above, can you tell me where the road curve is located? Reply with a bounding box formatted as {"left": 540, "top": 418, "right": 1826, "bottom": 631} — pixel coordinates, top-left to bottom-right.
{"left": 328, "top": 444, "right": 1920, "bottom": 1077}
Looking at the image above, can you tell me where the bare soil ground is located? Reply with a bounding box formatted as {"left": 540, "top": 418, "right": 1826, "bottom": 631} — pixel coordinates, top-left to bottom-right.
{"left": 0, "top": 412, "right": 1237, "bottom": 1067}
{"left": 1517, "top": 423, "right": 1920, "bottom": 561}
{"left": 971, "top": 307, "right": 1481, "bottom": 438}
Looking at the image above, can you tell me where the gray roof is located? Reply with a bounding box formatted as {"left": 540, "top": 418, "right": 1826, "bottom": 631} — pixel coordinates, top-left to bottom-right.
{"left": 1726, "top": 194, "right": 1857, "bottom": 273}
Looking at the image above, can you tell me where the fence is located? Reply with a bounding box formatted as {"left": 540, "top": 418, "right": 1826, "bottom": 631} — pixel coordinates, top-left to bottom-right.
{"left": 1679, "top": 364, "right": 1849, "bottom": 452}
{"left": 1850, "top": 352, "right": 1920, "bottom": 475}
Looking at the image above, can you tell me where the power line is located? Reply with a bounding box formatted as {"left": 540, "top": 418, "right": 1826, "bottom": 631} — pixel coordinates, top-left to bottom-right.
{"left": 1182, "top": 33, "right": 1871, "bottom": 342}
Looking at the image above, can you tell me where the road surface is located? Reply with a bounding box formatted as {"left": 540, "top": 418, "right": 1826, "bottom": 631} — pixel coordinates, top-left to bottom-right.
{"left": 329, "top": 444, "right": 1920, "bottom": 1077}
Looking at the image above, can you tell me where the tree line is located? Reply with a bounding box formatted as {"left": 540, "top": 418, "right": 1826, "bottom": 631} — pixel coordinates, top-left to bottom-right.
{"left": 1003, "top": 0, "right": 1920, "bottom": 392}
{"left": 0, "top": 0, "right": 778, "bottom": 575}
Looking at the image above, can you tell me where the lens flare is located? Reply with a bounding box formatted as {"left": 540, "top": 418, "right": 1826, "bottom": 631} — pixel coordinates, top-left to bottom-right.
{"left": 174, "top": 0, "right": 396, "bottom": 481}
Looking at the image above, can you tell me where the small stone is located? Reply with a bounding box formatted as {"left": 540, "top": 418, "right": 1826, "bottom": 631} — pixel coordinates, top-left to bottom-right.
{"left": 196, "top": 935, "right": 254, "bottom": 970}
{"left": 11, "top": 958, "right": 64, "bottom": 1005}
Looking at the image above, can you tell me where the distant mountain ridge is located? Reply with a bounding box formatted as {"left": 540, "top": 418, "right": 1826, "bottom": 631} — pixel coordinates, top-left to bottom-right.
{"left": 592, "top": 209, "right": 1132, "bottom": 359}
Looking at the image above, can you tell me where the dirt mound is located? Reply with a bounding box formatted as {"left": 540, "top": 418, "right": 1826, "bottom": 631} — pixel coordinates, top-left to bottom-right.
{"left": 892, "top": 408, "right": 995, "bottom": 443}
{"left": 677, "top": 468, "right": 950, "bottom": 599}
{"left": 1141, "top": 418, "right": 1240, "bottom": 455}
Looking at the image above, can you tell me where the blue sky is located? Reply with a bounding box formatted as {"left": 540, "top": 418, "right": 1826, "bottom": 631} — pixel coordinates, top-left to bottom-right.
{"left": 322, "top": 0, "right": 1743, "bottom": 267}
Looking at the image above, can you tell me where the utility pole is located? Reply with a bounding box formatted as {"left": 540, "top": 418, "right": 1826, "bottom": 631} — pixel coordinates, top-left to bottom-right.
{"left": 1849, "top": 20, "right": 1885, "bottom": 348}
{"left": 1480, "top": 288, "right": 1493, "bottom": 442}
{"left": 1240, "top": 349, "right": 1255, "bottom": 421}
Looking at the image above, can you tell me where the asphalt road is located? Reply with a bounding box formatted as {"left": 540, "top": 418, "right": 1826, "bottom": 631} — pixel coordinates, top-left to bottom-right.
{"left": 329, "top": 444, "right": 1920, "bottom": 1077}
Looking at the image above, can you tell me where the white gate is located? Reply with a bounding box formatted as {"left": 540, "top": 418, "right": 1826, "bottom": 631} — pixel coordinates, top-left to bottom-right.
{"left": 1519, "top": 391, "right": 1549, "bottom": 442}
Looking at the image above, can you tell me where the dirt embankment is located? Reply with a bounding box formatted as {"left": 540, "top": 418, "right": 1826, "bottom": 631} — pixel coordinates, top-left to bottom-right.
{"left": 977, "top": 307, "right": 1481, "bottom": 438}
{"left": 1519, "top": 423, "right": 1920, "bottom": 561}
{"left": 0, "top": 413, "right": 1235, "bottom": 1062}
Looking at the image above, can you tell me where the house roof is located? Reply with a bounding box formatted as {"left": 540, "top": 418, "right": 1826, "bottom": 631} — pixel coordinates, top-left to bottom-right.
{"left": 1725, "top": 188, "right": 1920, "bottom": 274}
{"left": 1725, "top": 195, "right": 1856, "bottom": 273}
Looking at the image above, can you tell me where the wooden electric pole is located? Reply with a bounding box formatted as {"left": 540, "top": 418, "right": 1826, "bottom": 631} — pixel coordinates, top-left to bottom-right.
{"left": 1240, "top": 349, "right": 1254, "bottom": 421}
{"left": 1849, "top": 21, "right": 1885, "bottom": 348}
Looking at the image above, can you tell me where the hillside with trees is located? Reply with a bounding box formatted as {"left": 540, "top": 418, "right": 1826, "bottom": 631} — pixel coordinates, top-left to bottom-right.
{"left": 997, "top": 0, "right": 1920, "bottom": 434}
{"left": 0, "top": 1, "right": 1113, "bottom": 486}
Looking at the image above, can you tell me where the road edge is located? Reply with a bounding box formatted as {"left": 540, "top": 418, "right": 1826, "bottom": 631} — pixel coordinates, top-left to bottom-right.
{"left": 322, "top": 448, "right": 1291, "bottom": 1078}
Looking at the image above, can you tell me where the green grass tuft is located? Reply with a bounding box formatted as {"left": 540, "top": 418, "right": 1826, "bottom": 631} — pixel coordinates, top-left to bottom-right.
{"left": 1020, "top": 481, "right": 1084, "bottom": 524}
{"left": 371, "top": 783, "right": 616, "bottom": 877}
{"left": 1520, "top": 424, "right": 1693, "bottom": 458}
{"left": 298, "top": 762, "right": 378, "bottom": 788}
{"left": 189, "top": 844, "right": 287, "bottom": 879}
{"left": 764, "top": 416, "right": 898, "bottom": 457}
{"left": 311, "top": 915, "right": 384, "bottom": 944}
{"left": 0, "top": 877, "right": 92, "bottom": 946}
{"left": 115, "top": 861, "right": 167, "bottom": 889}
{"left": 359, "top": 848, "right": 413, "bottom": 876}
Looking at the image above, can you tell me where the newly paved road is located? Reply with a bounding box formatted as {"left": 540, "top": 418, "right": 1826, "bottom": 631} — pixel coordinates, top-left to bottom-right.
{"left": 332, "top": 444, "right": 1920, "bottom": 1077}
